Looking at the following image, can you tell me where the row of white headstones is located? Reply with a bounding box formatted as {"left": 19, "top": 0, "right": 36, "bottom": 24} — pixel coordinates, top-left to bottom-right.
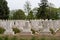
{"left": 0, "top": 19, "right": 60, "bottom": 35}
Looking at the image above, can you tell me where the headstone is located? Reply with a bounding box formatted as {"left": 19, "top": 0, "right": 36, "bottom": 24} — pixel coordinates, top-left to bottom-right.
{"left": 30, "top": 20, "right": 40, "bottom": 31}
{"left": 4, "top": 21, "right": 14, "bottom": 35}
{"left": 21, "top": 21, "right": 32, "bottom": 35}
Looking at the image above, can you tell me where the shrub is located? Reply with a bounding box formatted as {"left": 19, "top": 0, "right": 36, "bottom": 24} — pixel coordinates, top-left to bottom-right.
{"left": 49, "top": 28, "right": 55, "bottom": 35}
{"left": 0, "top": 27, "right": 5, "bottom": 34}
{"left": 31, "top": 29, "right": 35, "bottom": 34}
{"left": 12, "top": 28, "right": 21, "bottom": 34}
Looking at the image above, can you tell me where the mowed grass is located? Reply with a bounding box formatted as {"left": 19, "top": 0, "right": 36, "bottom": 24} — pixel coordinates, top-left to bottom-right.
{"left": 0, "top": 34, "right": 60, "bottom": 40}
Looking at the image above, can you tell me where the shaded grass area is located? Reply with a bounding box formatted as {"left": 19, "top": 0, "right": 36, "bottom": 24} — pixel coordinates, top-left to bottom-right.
{"left": 0, "top": 27, "right": 5, "bottom": 34}
{"left": 0, "top": 35, "right": 60, "bottom": 40}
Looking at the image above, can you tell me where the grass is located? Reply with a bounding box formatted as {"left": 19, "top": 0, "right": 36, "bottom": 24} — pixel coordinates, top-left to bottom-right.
{"left": 0, "top": 27, "right": 5, "bottom": 34}
{"left": 0, "top": 35, "right": 60, "bottom": 40}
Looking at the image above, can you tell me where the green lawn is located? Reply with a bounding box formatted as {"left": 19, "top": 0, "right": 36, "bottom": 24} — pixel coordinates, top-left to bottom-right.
{"left": 0, "top": 35, "right": 60, "bottom": 40}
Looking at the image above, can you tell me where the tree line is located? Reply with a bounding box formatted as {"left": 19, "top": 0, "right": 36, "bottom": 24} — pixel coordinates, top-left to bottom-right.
{"left": 0, "top": 0, "right": 60, "bottom": 20}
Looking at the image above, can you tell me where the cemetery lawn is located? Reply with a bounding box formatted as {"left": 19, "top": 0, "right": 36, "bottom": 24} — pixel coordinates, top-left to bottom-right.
{"left": 0, "top": 34, "right": 60, "bottom": 40}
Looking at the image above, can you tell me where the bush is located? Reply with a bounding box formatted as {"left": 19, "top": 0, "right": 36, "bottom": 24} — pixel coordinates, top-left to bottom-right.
{"left": 31, "top": 29, "right": 35, "bottom": 34}
{"left": 49, "top": 28, "right": 55, "bottom": 35}
{"left": 12, "top": 28, "right": 21, "bottom": 34}
{"left": 0, "top": 27, "right": 5, "bottom": 34}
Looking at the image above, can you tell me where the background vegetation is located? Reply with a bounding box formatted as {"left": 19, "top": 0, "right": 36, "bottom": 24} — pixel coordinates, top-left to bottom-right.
{"left": 0, "top": 35, "right": 60, "bottom": 40}
{"left": 12, "top": 28, "right": 21, "bottom": 34}
{"left": 0, "top": 0, "right": 60, "bottom": 20}
{"left": 0, "top": 27, "right": 5, "bottom": 34}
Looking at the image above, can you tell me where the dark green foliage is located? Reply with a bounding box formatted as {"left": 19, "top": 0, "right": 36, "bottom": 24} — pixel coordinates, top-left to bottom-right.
{"left": 31, "top": 29, "right": 35, "bottom": 34}
{"left": 0, "top": 0, "right": 9, "bottom": 19}
{"left": 12, "top": 28, "right": 20, "bottom": 34}
{"left": 0, "top": 27, "right": 5, "bottom": 34}
{"left": 13, "top": 9, "right": 26, "bottom": 20}
{"left": 48, "top": 7, "right": 59, "bottom": 20}
{"left": 36, "top": 0, "right": 48, "bottom": 19}
{"left": 27, "top": 11, "right": 35, "bottom": 20}
{"left": 36, "top": 0, "right": 59, "bottom": 20}
{"left": 49, "top": 28, "right": 55, "bottom": 35}
{"left": 58, "top": 8, "right": 60, "bottom": 19}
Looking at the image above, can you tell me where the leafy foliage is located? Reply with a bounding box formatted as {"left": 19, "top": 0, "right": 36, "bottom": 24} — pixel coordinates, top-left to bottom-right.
{"left": 0, "top": 0, "right": 9, "bottom": 19}
{"left": 36, "top": 0, "right": 48, "bottom": 19}
{"left": 13, "top": 9, "right": 26, "bottom": 20}
{"left": 48, "top": 7, "right": 59, "bottom": 20}
{"left": 36, "top": 0, "right": 59, "bottom": 20}
{"left": 31, "top": 29, "right": 35, "bottom": 34}
{"left": 27, "top": 11, "right": 35, "bottom": 20}
{"left": 0, "top": 27, "right": 5, "bottom": 34}
{"left": 49, "top": 28, "right": 55, "bottom": 35}
{"left": 24, "top": 1, "right": 31, "bottom": 15}
{"left": 12, "top": 28, "right": 21, "bottom": 34}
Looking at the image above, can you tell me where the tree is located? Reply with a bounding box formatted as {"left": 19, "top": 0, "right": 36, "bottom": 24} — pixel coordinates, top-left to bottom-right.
{"left": 24, "top": 1, "right": 31, "bottom": 16}
{"left": 0, "top": 0, "right": 9, "bottom": 19}
{"left": 32, "top": 7, "right": 38, "bottom": 19}
{"left": 48, "top": 7, "right": 59, "bottom": 20}
{"left": 57, "top": 8, "right": 60, "bottom": 19}
{"left": 36, "top": 0, "right": 59, "bottom": 20}
{"left": 9, "top": 10, "right": 17, "bottom": 20}
{"left": 13, "top": 9, "right": 26, "bottom": 20}
{"left": 27, "top": 11, "right": 35, "bottom": 20}
{"left": 36, "top": 0, "right": 48, "bottom": 19}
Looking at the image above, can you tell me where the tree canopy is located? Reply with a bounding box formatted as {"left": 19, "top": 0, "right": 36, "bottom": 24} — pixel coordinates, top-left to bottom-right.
{"left": 24, "top": 1, "right": 31, "bottom": 15}
{"left": 27, "top": 10, "right": 35, "bottom": 20}
{"left": 36, "top": 0, "right": 59, "bottom": 20}
{"left": 36, "top": 0, "right": 49, "bottom": 19}
{"left": 13, "top": 9, "right": 26, "bottom": 20}
{"left": 8, "top": 0, "right": 60, "bottom": 20}
{"left": 0, "top": 0, "right": 9, "bottom": 19}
